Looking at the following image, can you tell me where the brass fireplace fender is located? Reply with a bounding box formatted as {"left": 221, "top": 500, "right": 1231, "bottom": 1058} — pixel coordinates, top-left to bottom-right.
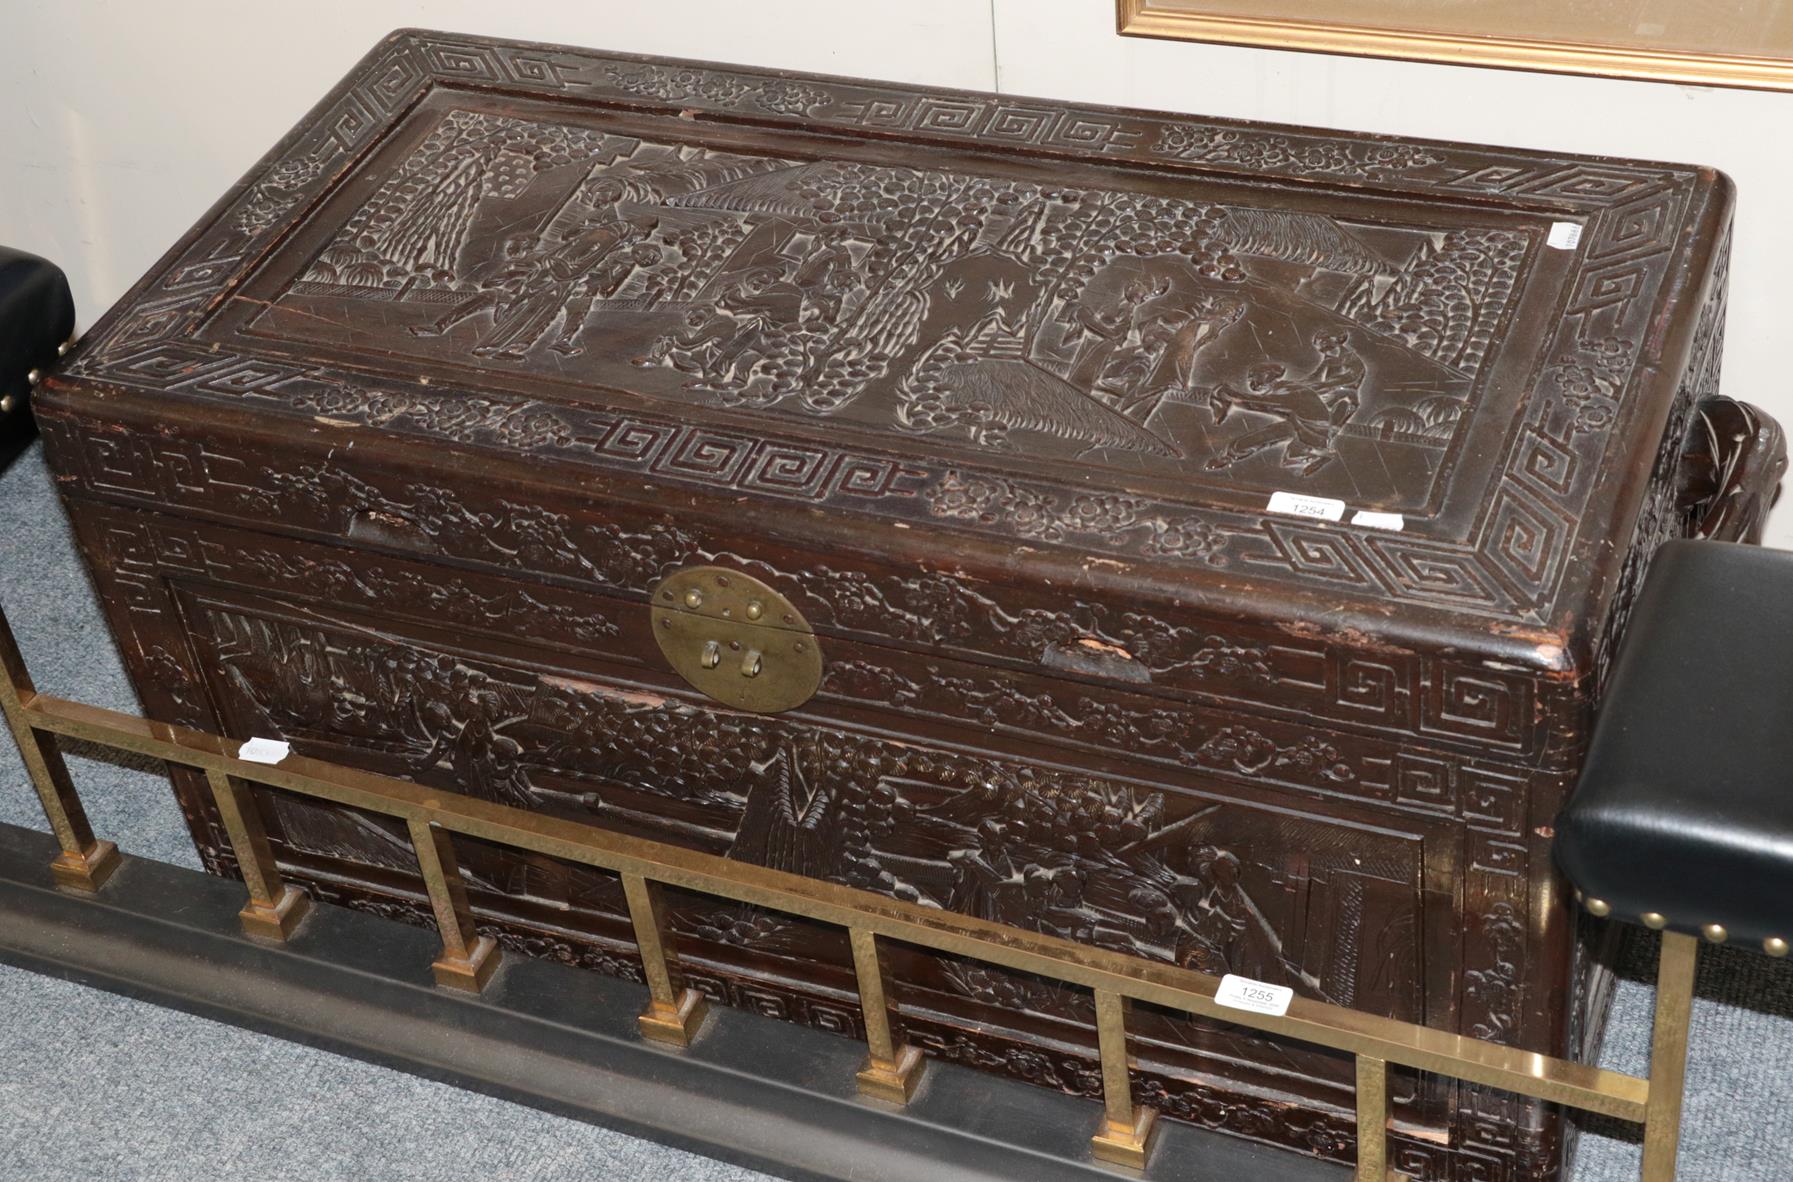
{"left": 1119, "top": 0, "right": 1793, "bottom": 92}
{"left": 0, "top": 596, "right": 1693, "bottom": 1181}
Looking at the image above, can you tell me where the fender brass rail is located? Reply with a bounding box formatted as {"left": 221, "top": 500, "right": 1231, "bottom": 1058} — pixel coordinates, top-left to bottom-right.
{"left": 0, "top": 599, "right": 1689, "bottom": 1180}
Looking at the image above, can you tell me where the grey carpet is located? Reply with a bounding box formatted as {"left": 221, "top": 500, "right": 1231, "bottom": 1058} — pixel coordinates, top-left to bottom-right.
{"left": 0, "top": 441, "right": 1788, "bottom": 1180}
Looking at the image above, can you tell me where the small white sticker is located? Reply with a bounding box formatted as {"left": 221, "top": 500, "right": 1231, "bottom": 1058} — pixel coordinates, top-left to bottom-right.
{"left": 1266, "top": 491, "right": 1345, "bottom": 522}
{"left": 1351, "top": 510, "right": 1406, "bottom": 532}
{"left": 1216, "top": 974, "right": 1295, "bottom": 1018}
{"left": 238, "top": 737, "right": 291, "bottom": 765}
{"left": 1548, "top": 221, "right": 1584, "bottom": 250}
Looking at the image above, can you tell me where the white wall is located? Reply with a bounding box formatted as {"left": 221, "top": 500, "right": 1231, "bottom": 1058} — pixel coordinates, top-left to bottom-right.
{"left": 4, "top": 0, "right": 1788, "bottom": 546}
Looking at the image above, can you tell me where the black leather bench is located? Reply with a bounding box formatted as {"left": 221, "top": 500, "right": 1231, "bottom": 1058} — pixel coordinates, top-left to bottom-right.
{"left": 1556, "top": 538, "right": 1793, "bottom": 1181}
{"left": 0, "top": 246, "right": 76, "bottom": 459}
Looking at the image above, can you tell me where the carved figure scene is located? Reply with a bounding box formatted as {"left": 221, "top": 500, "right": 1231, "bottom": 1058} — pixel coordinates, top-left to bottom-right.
{"left": 260, "top": 108, "right": 1532, "bottom": 506}
{"left": 198, "top": 603, "right": 1424, "bottom": 1036}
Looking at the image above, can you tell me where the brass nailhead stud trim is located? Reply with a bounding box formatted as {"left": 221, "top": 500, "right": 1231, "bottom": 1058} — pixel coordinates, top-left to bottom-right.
{"left": 0, "top": 394, "right": 13, "bottom": 415}
{"left": 1585, "top": 898, "right": 1612, "bottom": 918}
{"left": 58, "top": 340, "right": 71, "bottom": 357}
{"left": 1703, "top": 924, "right": 1728, "bottom": 944}
{"left": 1766, "top": 937, "right": 1789, "bottom": 958}
{"left": 1642, "top": 913, "right": 1668, "bottom": 930}
{"left": 26, "top": 368, "right": 41, "bottom": 386}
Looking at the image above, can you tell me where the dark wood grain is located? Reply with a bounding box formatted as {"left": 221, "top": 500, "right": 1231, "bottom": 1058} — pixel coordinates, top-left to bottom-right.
{"left": 34, "top": 30, "right": 1785, "bottom": 1181}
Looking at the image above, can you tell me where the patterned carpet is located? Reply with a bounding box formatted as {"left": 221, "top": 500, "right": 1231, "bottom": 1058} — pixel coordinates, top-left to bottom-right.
{"left": 1, "top": 441, "right": 1789, "bottom": 1180}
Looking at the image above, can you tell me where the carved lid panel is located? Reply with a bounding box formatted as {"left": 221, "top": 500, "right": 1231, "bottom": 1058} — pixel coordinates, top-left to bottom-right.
{"left": 50, "top": 31, "right": 1731, "bottom": 660}
{"left": 211, "top": 94, "right": 1546, "bottom": 519}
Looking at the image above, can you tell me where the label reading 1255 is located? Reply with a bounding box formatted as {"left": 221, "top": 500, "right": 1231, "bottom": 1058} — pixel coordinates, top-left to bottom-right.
{"left": 238, "top": 737, "right": 291, "bottom": 765}
{"left": 1215, "top": 974, "right": 1295, "bottom": 1018}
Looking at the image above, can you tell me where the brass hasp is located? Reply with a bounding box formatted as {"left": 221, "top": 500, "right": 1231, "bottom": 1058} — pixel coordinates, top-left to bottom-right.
{"left": 650, "top": 566, "right": 820, "bottom": 713}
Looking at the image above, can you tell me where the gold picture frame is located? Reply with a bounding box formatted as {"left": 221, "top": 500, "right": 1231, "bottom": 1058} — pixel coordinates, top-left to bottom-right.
{"left": 1118, "top": 0, "right": 1793, "bottom": 91}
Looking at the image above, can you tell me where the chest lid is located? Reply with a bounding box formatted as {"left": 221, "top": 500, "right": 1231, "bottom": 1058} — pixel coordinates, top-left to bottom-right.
{"left": 47, "top": 30, "right": 1731, "bottom": 703}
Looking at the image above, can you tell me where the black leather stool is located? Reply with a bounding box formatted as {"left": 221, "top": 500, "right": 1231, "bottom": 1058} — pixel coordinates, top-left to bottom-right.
{"left": 0, "top": 246, "right": 76, "bottom": 459}
{"left": 1557, "top": 538, "right": 1793, "bottom": 1181}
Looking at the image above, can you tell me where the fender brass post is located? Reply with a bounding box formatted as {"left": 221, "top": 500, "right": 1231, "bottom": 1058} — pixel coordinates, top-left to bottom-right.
{"left": 0, "top": 604, "right": 116, "bottom": 892}
{"left": 408, "top": 817, "right": 500, "bottom": 992}
{"left": 850, "top": 928, "right": 925, "bottom": 1103}
{"left": 1640, "top": 932, "right": 1700, "bottom": 1182}
{"left": 624, "top": 872, "right": 708, "bottom": 1047}
{"left": 206, "top": 768, "right": 309, "bottom": 941}
{"left": 1355, "top": 1055, "right": 1391, "bottom": 1181}
{"left": 1089, "top": 988, "right": 1159, "bottom": 1168}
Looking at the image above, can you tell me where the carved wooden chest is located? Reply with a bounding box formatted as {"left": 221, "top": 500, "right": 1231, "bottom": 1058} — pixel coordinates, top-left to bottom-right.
{"left": 37, "top": 31, "right": 1784, "bottom": 1182}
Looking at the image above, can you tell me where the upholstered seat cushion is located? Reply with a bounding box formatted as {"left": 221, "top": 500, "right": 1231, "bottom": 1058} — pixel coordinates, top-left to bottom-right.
{"left": 1556, "top": 539, "right": 1793, "bottom": 952}
{"left": 0, "top": 245, "right": 74, "bottom": 402}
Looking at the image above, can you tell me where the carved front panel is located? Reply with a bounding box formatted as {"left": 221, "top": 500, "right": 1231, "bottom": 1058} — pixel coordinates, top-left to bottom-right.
{"left": 184, "top": 586, "right": 1433, "bottom": 999}
{"left": 113, "top": 538, "right": 1454, "bottom": 1138}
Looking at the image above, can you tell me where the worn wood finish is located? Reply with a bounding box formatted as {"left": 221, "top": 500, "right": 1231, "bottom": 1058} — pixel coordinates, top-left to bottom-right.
{"left": 34, "top": 31, "right": 1785, "bottom": 1181}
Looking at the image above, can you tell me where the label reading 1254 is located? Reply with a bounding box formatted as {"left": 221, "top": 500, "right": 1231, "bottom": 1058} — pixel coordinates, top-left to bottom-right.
{"left": 1215, "top": 974, "right": 1295, "bottom": 1018}
{"left": 1266, "top": 491, "right": 1346, "bottom": 522}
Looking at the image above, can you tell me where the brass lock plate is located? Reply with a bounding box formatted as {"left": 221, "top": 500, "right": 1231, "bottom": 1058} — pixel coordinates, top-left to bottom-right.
{"left": 650, "top": 566, "right": 821, "bottom": 714}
